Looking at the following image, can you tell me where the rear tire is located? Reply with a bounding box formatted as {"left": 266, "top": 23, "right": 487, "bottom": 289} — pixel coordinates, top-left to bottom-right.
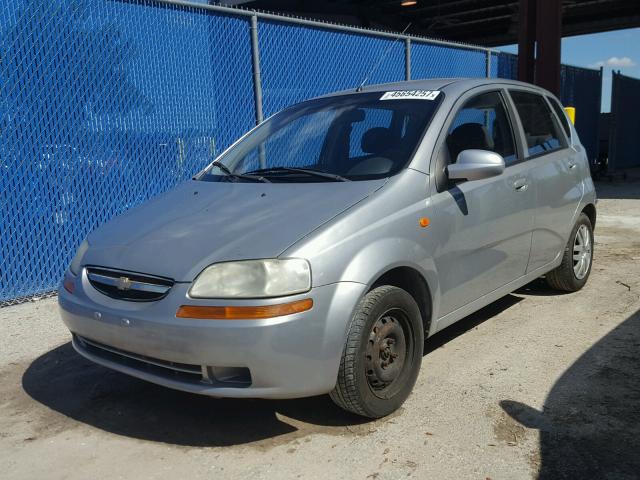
{"left": 546, "top": 212, "right": 594, "bottom": 292}
{"left": 330, "top": 285, "right": 424, "bottom": 418}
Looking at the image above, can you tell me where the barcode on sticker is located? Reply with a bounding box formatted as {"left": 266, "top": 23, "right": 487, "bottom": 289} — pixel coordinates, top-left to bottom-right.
{"left": 380, "top": 90, "right": 440, "bottom": 101}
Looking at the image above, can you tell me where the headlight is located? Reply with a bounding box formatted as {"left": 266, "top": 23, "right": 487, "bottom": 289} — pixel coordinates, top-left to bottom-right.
{"left": 69, "top": 239, "right": 89, "bottom": 275}
{"left": 189, "top": 259, "right": 311, "bottom": 298}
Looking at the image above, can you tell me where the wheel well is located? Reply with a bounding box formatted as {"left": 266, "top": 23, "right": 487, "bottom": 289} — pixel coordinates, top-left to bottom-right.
{"left": 582, "top": 203, "right": 596, "bottom": 229}
{"left": 371, "top": 267, "right": 433, "bottom": 335}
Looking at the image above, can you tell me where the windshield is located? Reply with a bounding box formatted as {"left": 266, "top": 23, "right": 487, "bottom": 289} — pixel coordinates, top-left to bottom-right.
{"left": 198, "top": 91, "right": 443, "bottom": 182}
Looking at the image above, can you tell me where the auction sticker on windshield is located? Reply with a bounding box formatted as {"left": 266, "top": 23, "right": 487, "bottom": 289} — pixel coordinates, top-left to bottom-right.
{"left": 380, "top": 90, "right": 440, "bottom": 101}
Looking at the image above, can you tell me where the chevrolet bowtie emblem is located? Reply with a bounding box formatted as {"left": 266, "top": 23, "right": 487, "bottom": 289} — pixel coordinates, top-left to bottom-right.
{"left": 116, "top": 276, "right": 132, "bottom": 291}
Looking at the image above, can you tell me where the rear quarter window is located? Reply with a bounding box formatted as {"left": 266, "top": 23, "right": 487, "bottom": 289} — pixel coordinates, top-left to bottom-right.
{"left": 509, "top": 90, "right": 567, "bottom": 157}
{"left": 547, "top": 95, "right": 572, "bottom": 138}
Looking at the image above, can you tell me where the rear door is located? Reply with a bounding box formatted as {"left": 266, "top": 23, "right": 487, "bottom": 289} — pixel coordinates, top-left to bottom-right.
{"left": 507, "top": 90, "right": 583, "bottom": 272}
{"left": 429, "top": 88, "right": 535, "bottom": 317}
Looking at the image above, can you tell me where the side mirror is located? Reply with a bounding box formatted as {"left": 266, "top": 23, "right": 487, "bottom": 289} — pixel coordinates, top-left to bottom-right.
{"left": 447, "top": 149, "right": 505, "bottom": 181}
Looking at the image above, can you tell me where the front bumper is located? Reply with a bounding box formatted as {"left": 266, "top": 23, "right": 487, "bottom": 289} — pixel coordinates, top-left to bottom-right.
{"left": 59, "top": 271, "right": 366, "bottom": 399}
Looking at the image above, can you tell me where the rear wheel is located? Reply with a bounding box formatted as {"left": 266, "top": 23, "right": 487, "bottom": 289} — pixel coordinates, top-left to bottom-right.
{"left": 330, "top": 285, "right": 424, "bottom": 418}
{"left": 546, "top": 212, "right": 594, "bottom": 292}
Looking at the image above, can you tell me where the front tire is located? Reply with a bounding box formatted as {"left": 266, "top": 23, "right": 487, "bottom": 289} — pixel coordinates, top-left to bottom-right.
{"left": 330, "top": 285, "right": 424, "bottom": 418}
{"left": 546, "top": 212, "right": 594, "bottom": 292}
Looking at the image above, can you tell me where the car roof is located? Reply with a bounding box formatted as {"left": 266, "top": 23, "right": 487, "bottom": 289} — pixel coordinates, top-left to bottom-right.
{"left": 318, "top": 77, "right": 556, "bottom": 100}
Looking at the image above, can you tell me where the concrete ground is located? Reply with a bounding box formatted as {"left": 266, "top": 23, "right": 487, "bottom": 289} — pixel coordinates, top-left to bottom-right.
{"left": 1, "top": 179, "right": 639, "bottom": 480}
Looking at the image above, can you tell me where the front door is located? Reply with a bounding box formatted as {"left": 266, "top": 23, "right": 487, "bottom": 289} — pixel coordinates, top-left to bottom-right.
{"left": 429, "top": 90, "right": 535, "bottom": 317}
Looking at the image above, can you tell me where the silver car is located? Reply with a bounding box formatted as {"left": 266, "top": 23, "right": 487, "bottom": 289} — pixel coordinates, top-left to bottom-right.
{"left": 59, "top": 78, "right": 596, "bottom": 418}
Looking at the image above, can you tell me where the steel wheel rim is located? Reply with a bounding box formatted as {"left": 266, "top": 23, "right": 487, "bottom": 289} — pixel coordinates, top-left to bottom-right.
{"left": 573, "top": 224, "right": 592, "bottom": 280}
{"left": 365, "top": 308, "right": 410, "bottom": 398}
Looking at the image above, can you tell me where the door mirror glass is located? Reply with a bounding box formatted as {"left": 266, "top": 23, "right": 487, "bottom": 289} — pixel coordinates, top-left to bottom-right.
{"left": 447, "top": 149, "right": 505, "bottom": 181}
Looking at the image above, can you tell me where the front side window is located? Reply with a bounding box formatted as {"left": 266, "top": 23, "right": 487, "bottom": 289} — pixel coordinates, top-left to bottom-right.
{"left": 509, "top": 90, "right": 567, "bottom": 157}
{"left": 199, "top": 92, "right": 443, "bottom": 182}
{"left": 446, "top": 91, "right": 517, "bottom": 165}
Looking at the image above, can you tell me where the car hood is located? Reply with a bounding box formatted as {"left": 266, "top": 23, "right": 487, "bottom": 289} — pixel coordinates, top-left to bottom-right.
{"left": 83, "top": 179, "right": 385, "bottom": 281}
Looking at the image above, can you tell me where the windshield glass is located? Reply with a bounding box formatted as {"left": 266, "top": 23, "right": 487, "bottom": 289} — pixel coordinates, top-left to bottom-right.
{"left": 198, "top": 91, "right": 443, "bottom": 182}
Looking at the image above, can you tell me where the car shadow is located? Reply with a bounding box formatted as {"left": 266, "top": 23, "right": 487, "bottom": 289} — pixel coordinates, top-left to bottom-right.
{"left": 424, "top": 293, "right": 523, "bottom": 354}
{"left": 501, "top": 309, "right": 640, "bottom": 478}
{"left": 21, "top": 343, "right": 370, "bottom": 447}
{"left": 22, "top": 294, "right": 524, "bottom": 447}
{"left": 514, "top": 277, "right": 570, "bottom": 297}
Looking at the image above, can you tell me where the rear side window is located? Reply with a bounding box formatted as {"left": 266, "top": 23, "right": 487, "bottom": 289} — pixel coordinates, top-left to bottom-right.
{"left": 547, "top": 95, "right": 571, "bottom": 138}
{"left": 510, "top": 90, "right": 567, "bottom": 157}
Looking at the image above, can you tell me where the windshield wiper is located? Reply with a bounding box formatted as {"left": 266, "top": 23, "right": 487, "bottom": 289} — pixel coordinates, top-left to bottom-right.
{"left": 211, "top": 160, "right": 270, "bottom": 183}
{"left": 245, "top": 167, "right": 351, "bottom": 182}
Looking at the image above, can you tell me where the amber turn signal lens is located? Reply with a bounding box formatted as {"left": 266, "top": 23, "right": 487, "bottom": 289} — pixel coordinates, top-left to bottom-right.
{"left": 63, "top": 273, "right": 75, "bottom": 294}
{"left": 176, "top": 298, "right": 313, "bottom": 320}
{"left": 419, "top": 217, "right": 430, "bottom": 228}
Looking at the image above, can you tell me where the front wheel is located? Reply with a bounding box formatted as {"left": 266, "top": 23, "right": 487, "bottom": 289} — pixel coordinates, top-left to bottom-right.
{"left": 330, "top": 285, "right": 424, "bottom": 418}
{"left": 546, "top": 212, "right": 594, "bottom": 292}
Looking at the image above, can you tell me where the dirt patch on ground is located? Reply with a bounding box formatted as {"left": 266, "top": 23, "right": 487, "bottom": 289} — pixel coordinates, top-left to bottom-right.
{"left": 490, "top": 408, "right": 527, "bottom": 445}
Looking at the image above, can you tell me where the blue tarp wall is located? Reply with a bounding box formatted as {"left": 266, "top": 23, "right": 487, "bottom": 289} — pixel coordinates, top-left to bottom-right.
{"left": 608, "top": 72, "right": 640, "bottom": 171}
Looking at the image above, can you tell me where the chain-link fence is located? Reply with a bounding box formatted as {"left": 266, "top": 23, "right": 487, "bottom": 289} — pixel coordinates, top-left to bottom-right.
{"left": 0, "top": 0, "right": 494, "bottom": 305}
{"left": 608, "top": 72, "right": 640, "bottom": 172}
{"left": 496, "top": 52, "right": 602, "bottom": 165}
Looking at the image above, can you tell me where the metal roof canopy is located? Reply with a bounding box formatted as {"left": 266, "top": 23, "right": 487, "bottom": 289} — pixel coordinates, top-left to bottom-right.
{"left": 232, "top": 0, "right": 640, "bottom": 47}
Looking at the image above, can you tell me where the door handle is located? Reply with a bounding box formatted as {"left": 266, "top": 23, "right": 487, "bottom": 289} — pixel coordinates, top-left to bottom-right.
{"left": 513, "top": 179, "right": 528, "bottom": 192}
{"left": 568, "top": 162, "right": 577, "bottom": 170}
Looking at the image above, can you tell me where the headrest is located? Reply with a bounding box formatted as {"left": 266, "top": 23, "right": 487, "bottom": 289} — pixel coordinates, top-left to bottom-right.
{"left": 361, "top": 127, "right": 393, "bottom": 155}
{"left": 447, "top": 123, "right": 494, "bottom": 161}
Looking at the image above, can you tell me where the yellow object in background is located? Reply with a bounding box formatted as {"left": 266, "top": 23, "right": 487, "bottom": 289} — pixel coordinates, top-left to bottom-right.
{"left": 564, "top": 107, "right": 576, "bottom": 124}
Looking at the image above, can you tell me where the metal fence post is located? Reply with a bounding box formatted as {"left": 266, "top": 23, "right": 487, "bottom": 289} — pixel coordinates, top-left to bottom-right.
{"left": 250, "top": 14, "right": 264, "bottom": 125}
{"left": 405, "top": 38, "right": 411, "bottom": 81}
{"left": 486, "top": 50, "right": 492, "bottom": 78}
{"left": 250, "top": 14, "right": 266, "bottom": 168}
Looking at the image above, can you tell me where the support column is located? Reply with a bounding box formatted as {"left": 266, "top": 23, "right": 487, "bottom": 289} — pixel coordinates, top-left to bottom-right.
{"left": 517, "top": 0, "right": 536, "bottom": 84}
{"left": 535, "top": 0, "right": 561, "bottom": 94}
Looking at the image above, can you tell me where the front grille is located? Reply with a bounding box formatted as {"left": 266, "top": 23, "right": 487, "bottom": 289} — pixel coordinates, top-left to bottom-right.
{"left": 74, "top": 335, "right": 252, "bottom": 387}
{"left": 86, "top": 267, "right": 173, "bottom": 302}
